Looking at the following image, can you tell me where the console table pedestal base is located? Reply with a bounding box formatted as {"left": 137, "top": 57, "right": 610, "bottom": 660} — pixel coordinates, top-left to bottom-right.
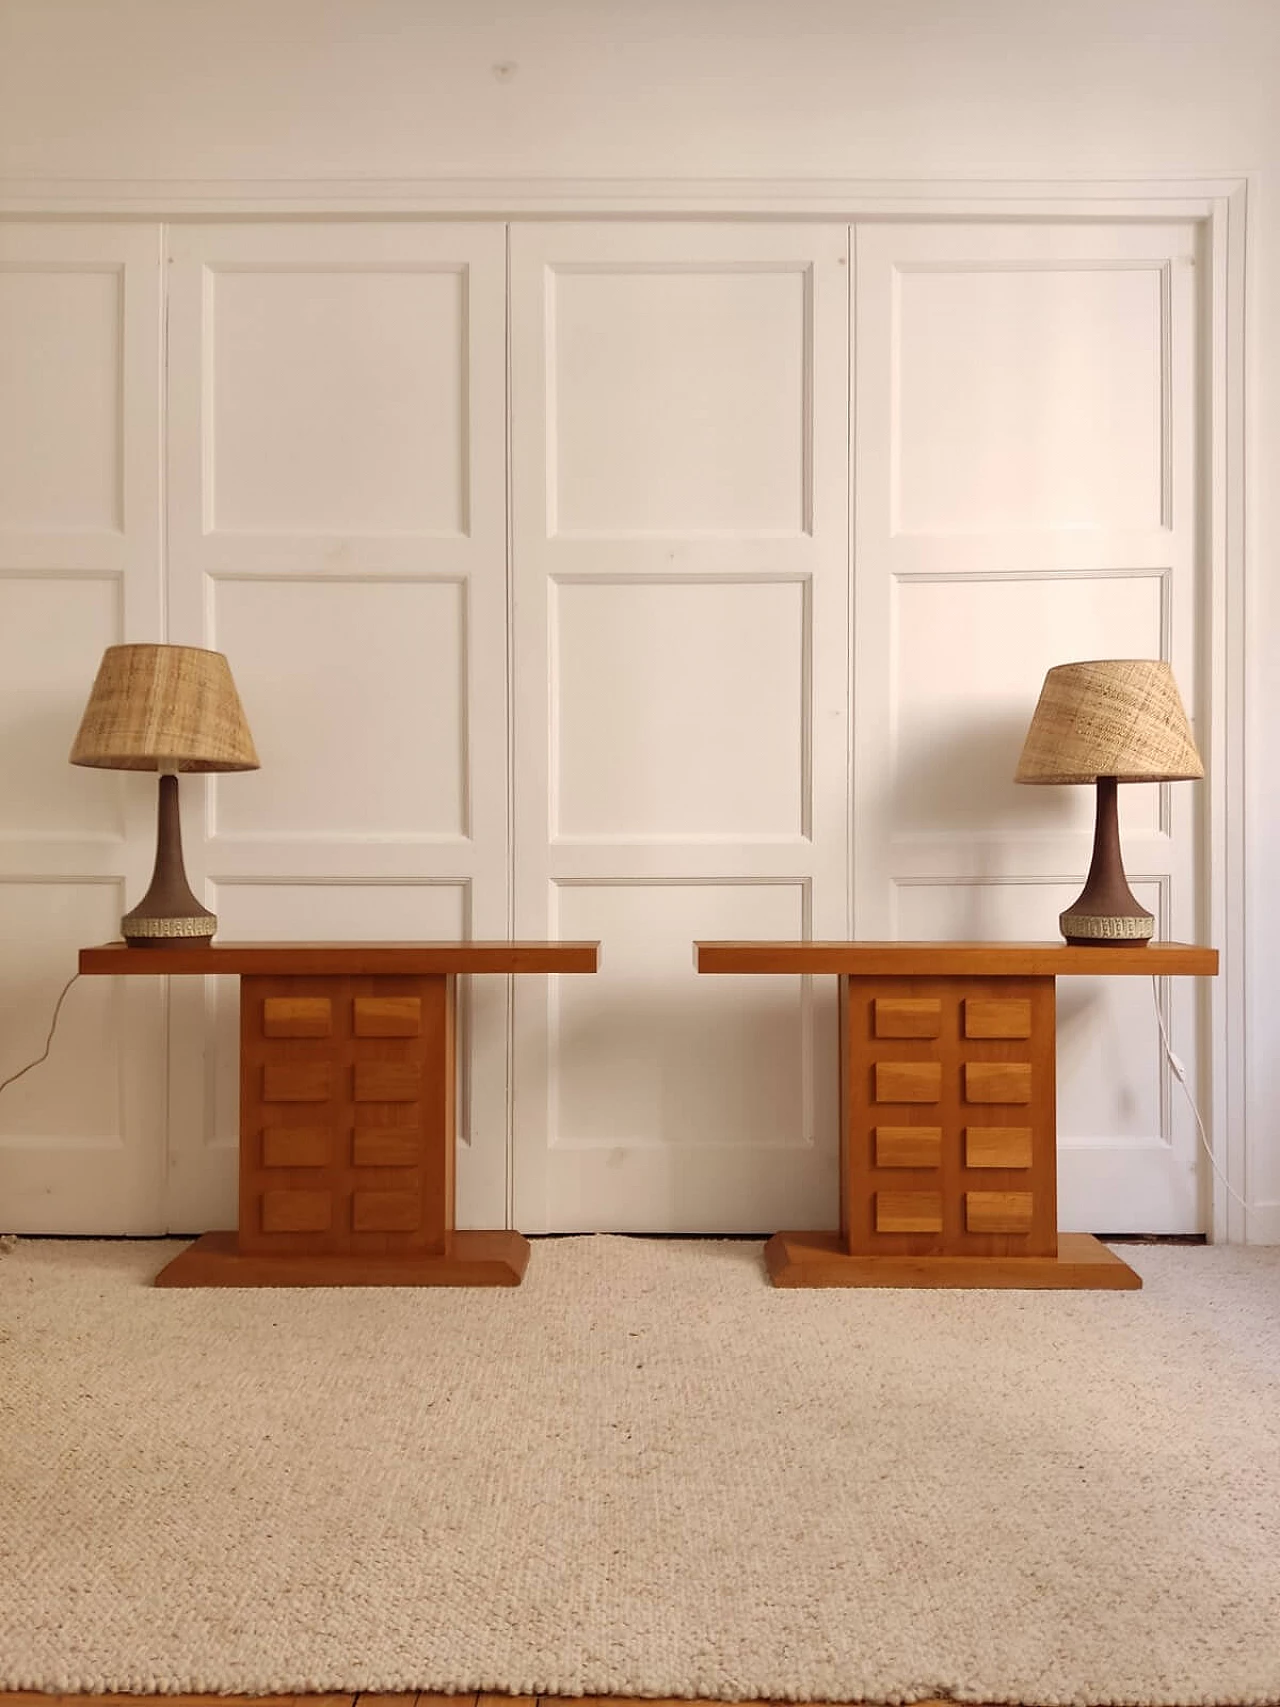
{"left": 764, "top": 1229, "right": 1141, "bottom": 1289}
{"left": 154, "top": 1228, "right": 531, "bottom": 1289}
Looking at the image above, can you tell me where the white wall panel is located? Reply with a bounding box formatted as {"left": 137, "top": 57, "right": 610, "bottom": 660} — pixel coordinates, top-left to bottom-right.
{"left": 512, "top": 222, "right": 849, "bottom": 1233}
{"left": 550, "top": 267, "right": 807, "bottom": 535}
{"left": 212, "top": 576, "right": 467, "bottom": 839}
{"left": 209, "top": 267, "right": 467, "bottom": 536}
{"left": 894, "top": 265, "right": 1164, "bottom": 535}
{"left": 553, "top": 578, "right": 806, "bottom": 839}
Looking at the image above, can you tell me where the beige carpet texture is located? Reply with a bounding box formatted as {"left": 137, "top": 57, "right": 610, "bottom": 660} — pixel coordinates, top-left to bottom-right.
{"left": 1, "top": 1235, "right": 1278, "bottom": 1704}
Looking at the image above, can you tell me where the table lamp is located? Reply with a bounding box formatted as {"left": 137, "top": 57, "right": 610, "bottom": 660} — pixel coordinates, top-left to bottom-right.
{"left": 1014, "top": 658, "right": 1202, "bottom": 945}
{"left": 70, "top": 643, "right": 259, "bottom": 945}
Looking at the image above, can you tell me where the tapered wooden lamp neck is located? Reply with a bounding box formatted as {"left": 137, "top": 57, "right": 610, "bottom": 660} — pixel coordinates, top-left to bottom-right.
{"left": 1059, "top": 776, "right": 1154, "bottom": 945}
{"left": 121, "top": 772, "right": 216, "bottom": 945}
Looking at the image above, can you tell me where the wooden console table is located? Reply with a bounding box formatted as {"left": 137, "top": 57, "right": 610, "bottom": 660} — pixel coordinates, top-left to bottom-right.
{"left": 695, "top": 941, "right": 1218, "bottom": 1290}
{"left": 80, "top": 941, "right": 599, "bottom": 1288}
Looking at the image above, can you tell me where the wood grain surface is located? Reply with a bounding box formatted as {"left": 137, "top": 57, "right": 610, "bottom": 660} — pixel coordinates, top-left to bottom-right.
{"left": 695, "top": 940, "right": 1217, "bottom": 977}
{"left": 80, "top": 941, "right": 601, "bottom": 976}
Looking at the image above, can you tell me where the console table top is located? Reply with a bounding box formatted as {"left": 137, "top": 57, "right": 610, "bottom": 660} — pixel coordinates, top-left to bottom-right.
{"left": 80, "top": 941, "right": 601, "bottom": 976}
{"left": 695, "top": 941, "right": 1218, "bottom": 978}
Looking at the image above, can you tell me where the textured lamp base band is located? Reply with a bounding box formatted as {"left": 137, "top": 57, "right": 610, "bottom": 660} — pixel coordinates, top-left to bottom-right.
{"left": 1059, "top": 910, "right": 1154, "bottom": 942}
{"left": 123, "top": 912, "right": 217, "bottom": 941}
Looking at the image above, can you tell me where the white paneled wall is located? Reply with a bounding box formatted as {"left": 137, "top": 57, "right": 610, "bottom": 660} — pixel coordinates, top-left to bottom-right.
{"left": 0, "top": 214, "right": 1211, "bottom": 1237}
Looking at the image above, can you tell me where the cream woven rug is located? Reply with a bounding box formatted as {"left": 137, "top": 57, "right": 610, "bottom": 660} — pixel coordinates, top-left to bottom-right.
{"left": 1, "top": 1235, "right": 1278, "bottom": 1704}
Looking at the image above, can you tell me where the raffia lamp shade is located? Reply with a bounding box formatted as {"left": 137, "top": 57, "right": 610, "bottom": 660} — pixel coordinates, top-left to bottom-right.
{"left": 1015, "top": 659, "right": 1202, "bottom": 945}
{"left": 70, "top": 644, "right": 259, "bottom": 944}
{"left": 1014, "top": 659, "right": 1202, "bottom": 788}
{"left": 70, "top": 644, "right": 259, "bottom": 773}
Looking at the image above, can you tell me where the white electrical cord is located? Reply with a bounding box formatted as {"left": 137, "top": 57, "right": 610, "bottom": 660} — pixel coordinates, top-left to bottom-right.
{"left": 1150, "top": 975, "right": 1254, "bottom": 1216}
{"left": 0, "top": 970, "right": 80, "bottom": 1098}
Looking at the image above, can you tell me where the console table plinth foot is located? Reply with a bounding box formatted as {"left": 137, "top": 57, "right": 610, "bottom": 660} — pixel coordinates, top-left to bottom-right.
{"left": 154, "top": 1229, "right": 531, "bottom": 1289}
{"left": 763, "top": 1230, "right": 1141, "bottom": 1290}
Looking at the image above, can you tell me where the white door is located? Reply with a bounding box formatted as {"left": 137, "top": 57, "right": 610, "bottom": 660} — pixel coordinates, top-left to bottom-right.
{"left": 163, "top": 221, "right": 511, "bottom": 1234}
{"left": 509, "top": 222, "right": 851, "bottom": 1233}
{"left": 0, "top": 223, "right": 167, "bottom": 1231}
{"left": 853, "top": 220, "right": 1206, "bottom": 1233}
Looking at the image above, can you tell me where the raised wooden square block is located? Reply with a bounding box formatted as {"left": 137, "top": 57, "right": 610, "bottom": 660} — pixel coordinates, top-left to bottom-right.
{"left": 875, "top": 1060, "right": 943, "bottom": 1103}
{"left": 873, "top": 998, "right": 942, "bottom": 1039}
{"left": 353, "top": 1060, "right": 421, "bottom": 1102}
{"left": 262, "top": 996, "right": 332, "bottom": 1038}
{"left": 965, "top": 1190, "right": 1035, "bottom": 1234}
{"left": 964, "top": 1061, "right": 1032, "bottom": 1104}
{"left": 874, "top": 1125, "right": 942, "bottom": 1168}
{"left": 965, "top": 1125, "right": 1033, "bottom": 1169}
{"left": 875, "top": 1191, "right": 944, "bottom": 1233}
{"left": 964, "top": 998, "right": 1032, "bottom": 1039}
{"left": 353, "top": 996, "right": 422, "bottom": 1038}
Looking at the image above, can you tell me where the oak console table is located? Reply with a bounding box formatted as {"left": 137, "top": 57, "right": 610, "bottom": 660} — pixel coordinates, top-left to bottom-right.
{"left": 80, "top": 941, "right": 599, "bottom": 1288}
{"left": 695, "top": 941, "right": 1218, "bottom": 1290}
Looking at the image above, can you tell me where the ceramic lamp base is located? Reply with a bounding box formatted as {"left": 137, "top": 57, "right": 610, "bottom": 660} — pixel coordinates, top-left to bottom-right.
{"left": 1059, "top": 909, "right": 1154, "bottom": 945}
{"left": 122, "top": 910, "right": 217, "bottom": 944}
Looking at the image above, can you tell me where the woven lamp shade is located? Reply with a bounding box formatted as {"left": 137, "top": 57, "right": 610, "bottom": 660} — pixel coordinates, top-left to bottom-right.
{"left": 70, "top": 644, "right": 259, "bottom": 773}
{"left": 1014, "top": 659, "right": 1202, "bottom": 786}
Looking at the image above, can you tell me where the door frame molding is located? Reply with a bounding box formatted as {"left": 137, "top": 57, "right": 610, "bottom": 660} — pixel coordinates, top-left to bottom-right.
{"left": 0, "top": 173, "right": 1250, "bottom": 219}
{"left": 2, "top": 174, "right": 1253, "bottom": 1239}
